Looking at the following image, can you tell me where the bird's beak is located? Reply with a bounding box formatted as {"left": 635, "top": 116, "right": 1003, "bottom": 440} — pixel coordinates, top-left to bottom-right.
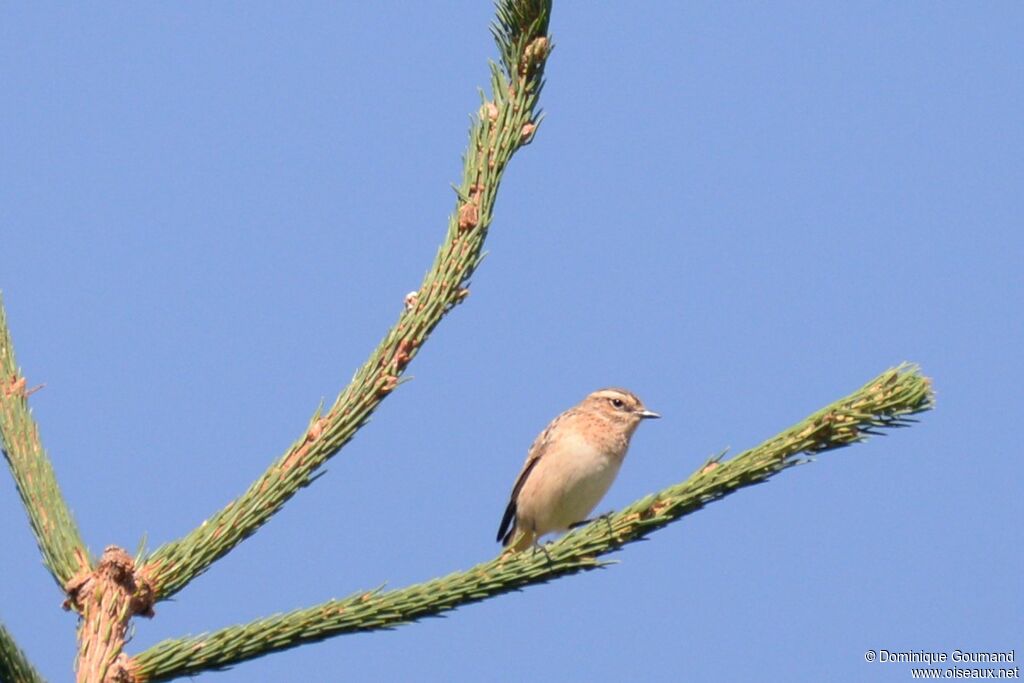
{"left": 638, "top": 409, "right": 661, "bottom": 419}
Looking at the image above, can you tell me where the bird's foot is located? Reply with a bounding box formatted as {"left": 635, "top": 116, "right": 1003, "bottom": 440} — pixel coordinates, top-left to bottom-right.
{"left": 569, "top": 510, "right": 616, "bottom": 539}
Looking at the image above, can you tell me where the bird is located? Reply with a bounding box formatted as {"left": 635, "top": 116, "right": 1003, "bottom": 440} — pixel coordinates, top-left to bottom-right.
{"left": 497, "top": 387, "right": 660, "bottom": 552}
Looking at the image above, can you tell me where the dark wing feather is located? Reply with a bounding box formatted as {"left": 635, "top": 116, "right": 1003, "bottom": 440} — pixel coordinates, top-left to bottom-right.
{"left": 495, "top": 411, "right": 568, "bottom": 545}
{"left": 497, "top": 500, "right": 517, "bottom": 545}
{"left": 496, "top": 455, "right": 541, "bottom": 544}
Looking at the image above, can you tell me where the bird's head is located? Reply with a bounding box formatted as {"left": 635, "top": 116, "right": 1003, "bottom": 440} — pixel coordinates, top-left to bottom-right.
{"left": 582, "top": 387, "right": 660, "bottom": 435}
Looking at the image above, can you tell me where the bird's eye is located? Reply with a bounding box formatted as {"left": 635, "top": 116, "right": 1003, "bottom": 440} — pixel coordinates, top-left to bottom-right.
{"left": 610, "top": 398, "right": 625, "bottom": 409}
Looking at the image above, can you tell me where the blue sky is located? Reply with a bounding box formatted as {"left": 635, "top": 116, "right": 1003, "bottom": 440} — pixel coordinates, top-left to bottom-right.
{"left": 1, "top": 3, "right": 1021, "bottom": 681}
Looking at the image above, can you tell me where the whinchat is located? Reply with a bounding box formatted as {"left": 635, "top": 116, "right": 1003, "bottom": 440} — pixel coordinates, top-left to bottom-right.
{"left": 496, "top": 388, "right": 659, "bottom": 552}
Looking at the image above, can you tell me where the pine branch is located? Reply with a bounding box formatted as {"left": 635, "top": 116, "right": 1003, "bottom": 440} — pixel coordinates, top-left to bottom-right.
{"left": 128, "top": 365, "right": 934, "bottom": 682}
{"left": 0, "top": 622, "right": 46, "bottom": 683}
{"left": 139, "top": 0, "right": 553, "bottom": 604}
{"left": 0, "top": 294, "right": 91, "bottom": 589}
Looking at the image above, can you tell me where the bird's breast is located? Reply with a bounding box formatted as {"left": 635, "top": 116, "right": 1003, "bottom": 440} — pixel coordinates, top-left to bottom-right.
{"left": 542, "top": 431, "right": 623, "bottom": 525}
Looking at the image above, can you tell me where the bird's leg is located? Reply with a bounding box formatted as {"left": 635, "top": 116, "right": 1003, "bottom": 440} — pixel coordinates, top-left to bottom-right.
{"left": 569, "top": 511, "right": 616, "bottom": 540}
{"left": 531, "top": 539, "right": 553, "bottom": 564}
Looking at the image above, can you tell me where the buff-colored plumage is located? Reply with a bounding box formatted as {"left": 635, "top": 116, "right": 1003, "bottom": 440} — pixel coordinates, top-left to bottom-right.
{"left": 497, "top": 388, "right": 659, "bottom": 552}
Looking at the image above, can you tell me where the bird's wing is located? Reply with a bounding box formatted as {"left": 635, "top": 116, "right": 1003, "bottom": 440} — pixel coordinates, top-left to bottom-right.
{"left": 495, "top": 412, "right": 566, "bottom": 544}
{"left": 496, "top": 455, "right": 539, "bottom": 544}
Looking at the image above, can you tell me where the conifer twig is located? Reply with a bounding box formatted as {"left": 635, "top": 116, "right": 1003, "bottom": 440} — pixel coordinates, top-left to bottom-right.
{"left": 0, "top": 622, "right": 46, "bottom": 683}
{"left": 0, "top": 294, "right": 91, "bottom": 589}
{"left": 129, "top": 365, "right": 933, "bottom": 682}
{"left": 140, "top": 0, "right": 553, "bottom": 603}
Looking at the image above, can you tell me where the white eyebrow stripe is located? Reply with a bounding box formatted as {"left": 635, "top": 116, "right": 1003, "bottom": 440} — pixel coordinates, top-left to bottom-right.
{"left": 592, "top": 388, "right": 638, "bottom": 402}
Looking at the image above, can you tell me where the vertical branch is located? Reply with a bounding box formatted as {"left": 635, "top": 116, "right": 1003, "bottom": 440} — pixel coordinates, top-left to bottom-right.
{"left": 68, "top": 547, "right": 153, "bottom": 683}
{"left": 0, "top": 294, "right": 91, "bottom": 588}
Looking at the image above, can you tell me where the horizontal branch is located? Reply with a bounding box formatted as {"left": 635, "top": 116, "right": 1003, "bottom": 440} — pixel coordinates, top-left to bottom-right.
{"left": 0, "top": 622, "right": 45, "bottom": 683}
{"left": 139, "top": 0, "right": 552, "bottom": 603}
{"left": 129, "top": 364, "right": 934, "bottom": 682}
{"left": 0, "top": 294, "right": 90, "bottom": 588}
